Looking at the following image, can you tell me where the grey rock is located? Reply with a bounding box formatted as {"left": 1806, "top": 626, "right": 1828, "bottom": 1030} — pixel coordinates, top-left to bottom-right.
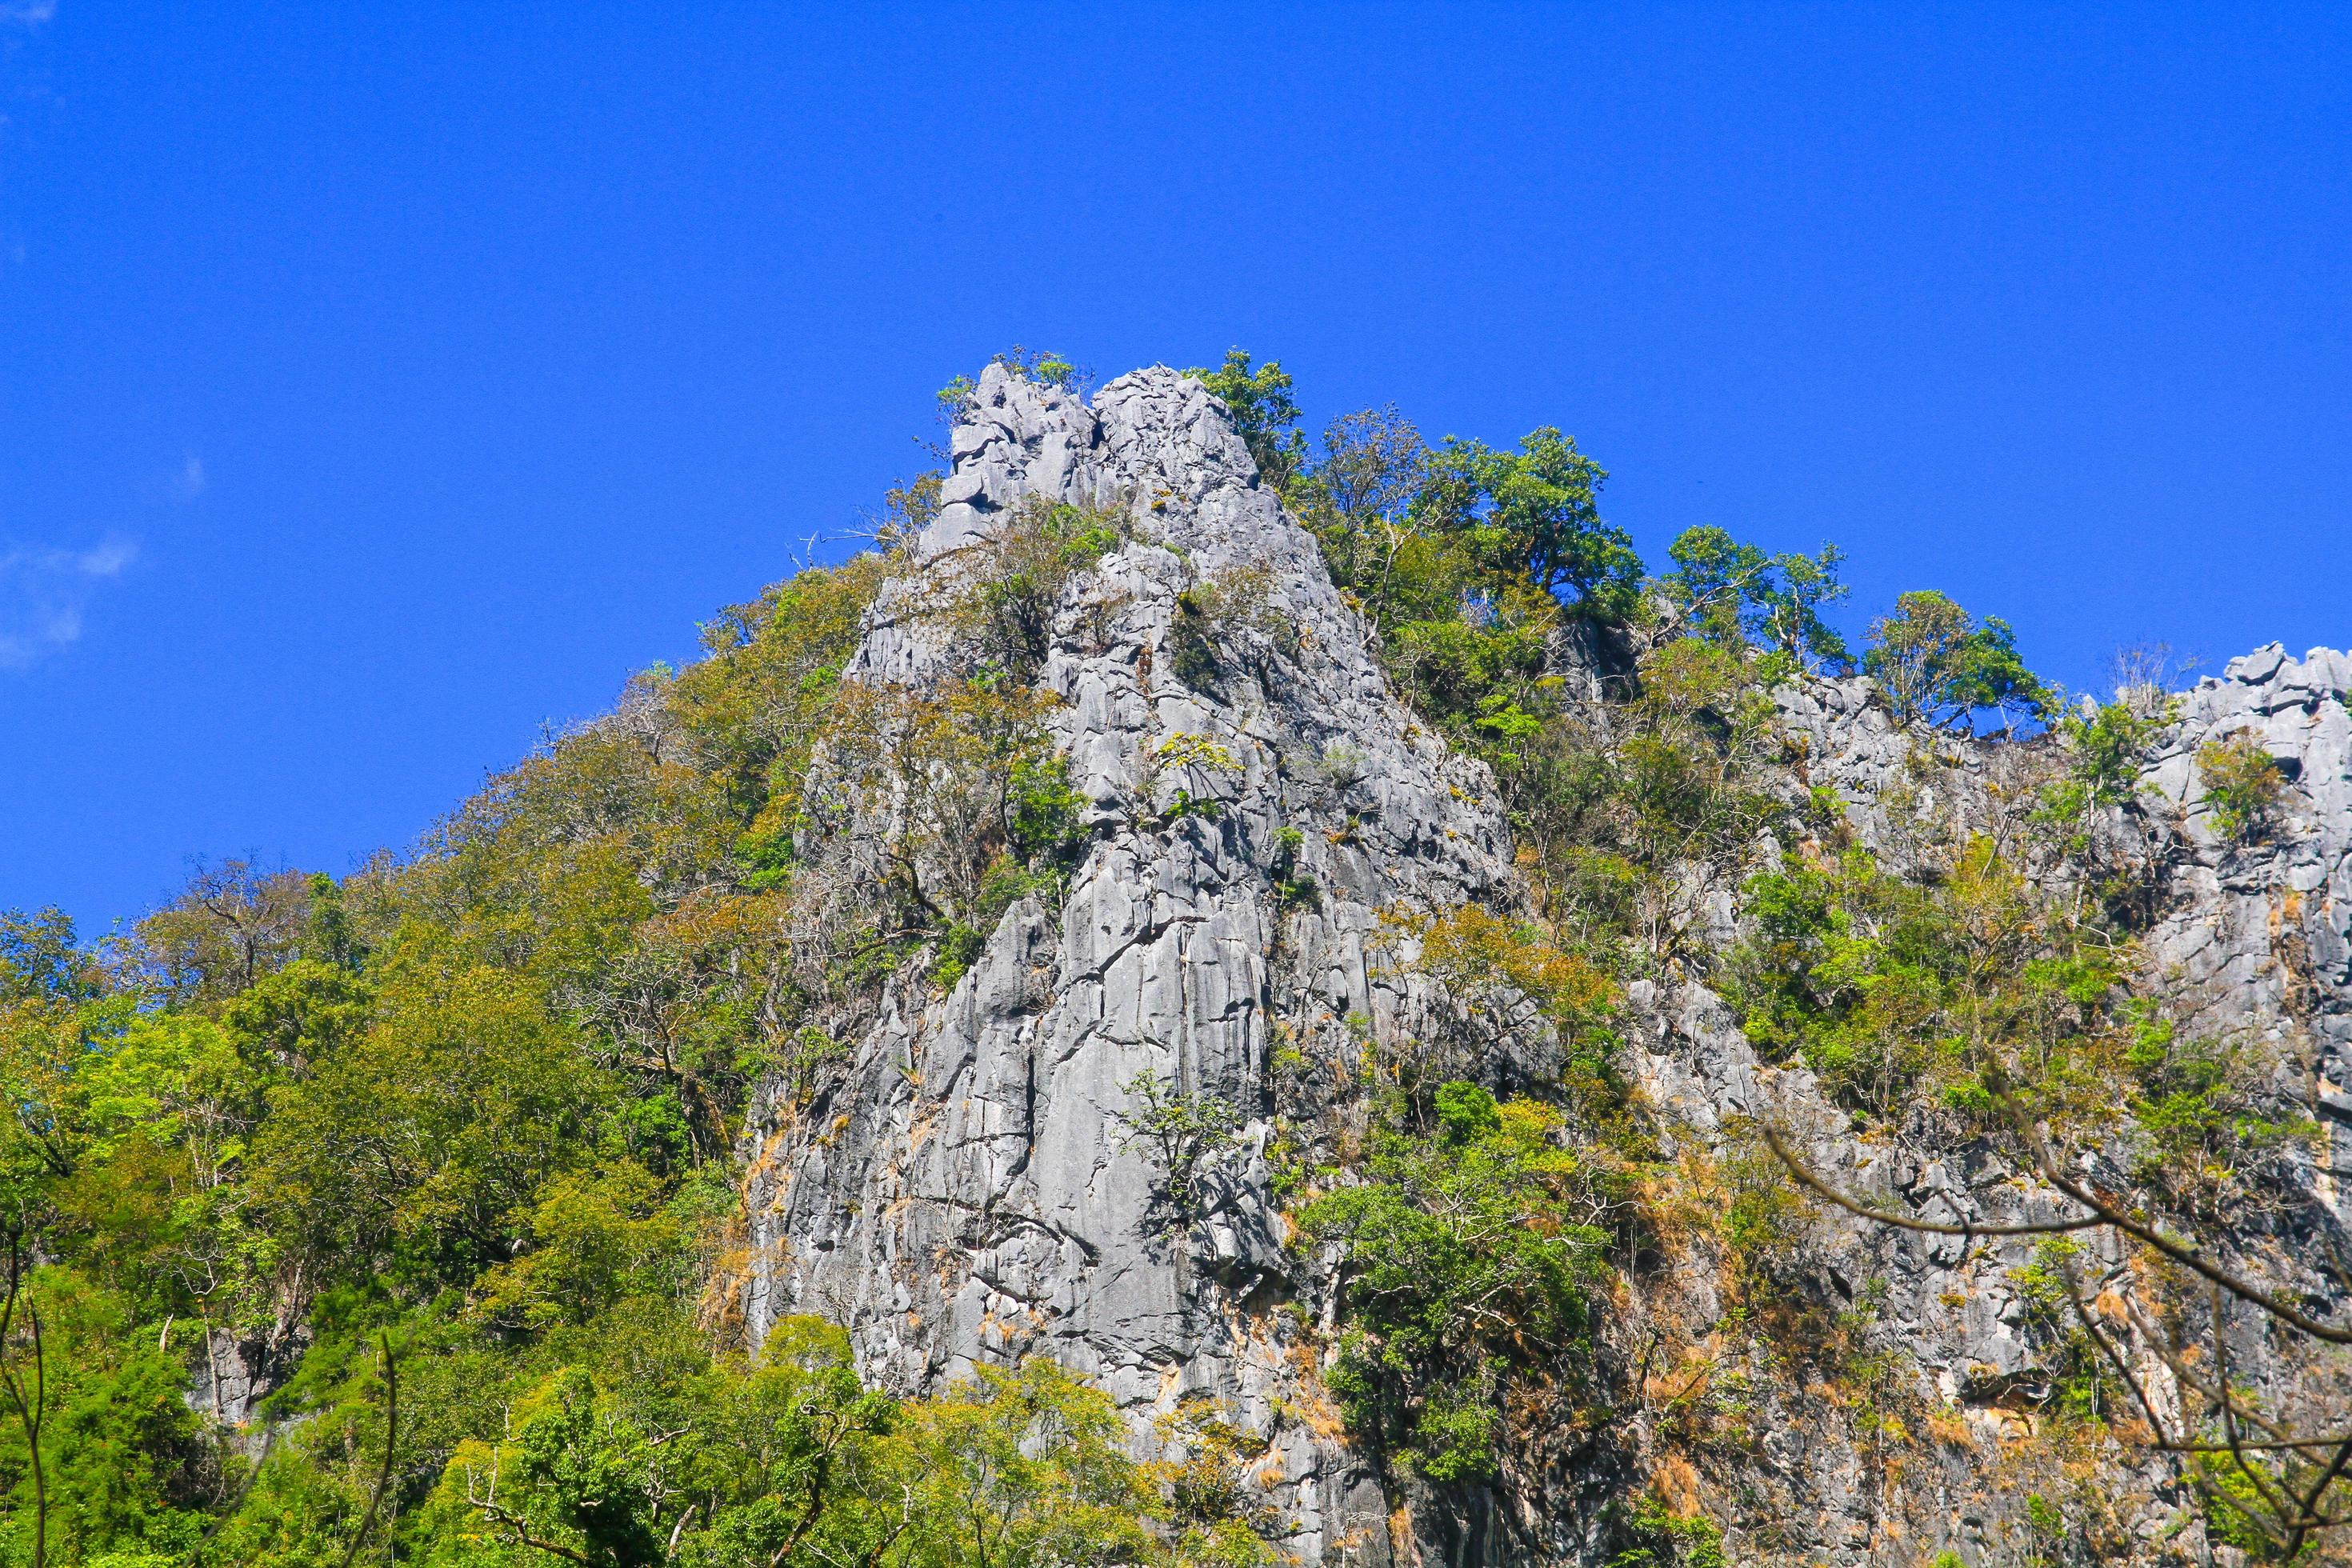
{"left": 745, "top": 360, "right": 2352, "bottom": 1565}
{"left": 749, "top": 364, "right": 1517, "bottom": 1564}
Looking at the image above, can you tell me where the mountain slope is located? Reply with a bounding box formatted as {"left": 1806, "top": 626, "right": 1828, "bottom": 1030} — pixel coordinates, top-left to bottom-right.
{"left": 748, "top": 362, "right": 2352, "bottom": 1566}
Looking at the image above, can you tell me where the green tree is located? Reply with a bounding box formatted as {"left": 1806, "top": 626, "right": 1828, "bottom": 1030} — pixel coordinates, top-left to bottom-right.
{"left": 1657, "top": 526, "right": 1850, "bottom": 670}
{"left": 1862, "top": 590, "right": 2051, "bottom": 731}
{"left": 0, "top": 910, "right": 98, "bottom": 1006}
{"left": 1297, "top": 1089, "right": 1614, "bottom": 1481}
{"left": 1415, "top": 428, "right": 1642, "bottom": 619}
{"left": 1187, "top": 350, "right": 1307, "bottom": 494}
{"left": 249, "top": 959, "right": 606, "bottom": 1293}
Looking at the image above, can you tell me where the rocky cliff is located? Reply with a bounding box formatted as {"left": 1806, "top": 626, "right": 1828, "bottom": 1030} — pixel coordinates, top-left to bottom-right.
{"left": 743, "top": 362, "right": 2352, "bottom": 1566}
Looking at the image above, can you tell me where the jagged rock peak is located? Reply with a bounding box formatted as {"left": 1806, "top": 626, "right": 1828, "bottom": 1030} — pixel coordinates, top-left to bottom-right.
{"left": 916, "top": 362, "right": 1267, "bottom": 563}
{"left": 754, "top": 360, "right": 1524, "bottom": 1565}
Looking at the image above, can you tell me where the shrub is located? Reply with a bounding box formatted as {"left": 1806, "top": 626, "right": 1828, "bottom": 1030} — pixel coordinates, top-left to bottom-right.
{"left": 1402, "top": 904, "right": 1621, "bottom": 1106}
{"left": 1607, "top": 1495, "right": 1729, "bottom": 1568}
{"left": 950, "top": 498, "right": 1126, "bottom": 681}
{"left": 1296, "top": 1090, "right": 1614, "bottom": 1481}
{"left": 1721, "top": 838, "right": 2122, "bottom": 1126}
{"left": 2121, "top": 1009, "right": 2310, "bottom": 1214}
{"left": 1188, "top": 349, "right": 1309, "bottom": 493}
{"left": 2196, "top": 733, "right": 2288, "bottom": 843}
{"left": 2035, "top": 695, "right": 2168, "bottom": 858}
{"left": 2005, "top": 1237, "right": 2126, "bottom": 1427}
{"left": 1114, "top": 1070, "right": 1241, "bottom": 1232}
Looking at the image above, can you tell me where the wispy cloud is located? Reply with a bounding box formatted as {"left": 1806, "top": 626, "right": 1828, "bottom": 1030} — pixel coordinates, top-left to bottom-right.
{"left": 145, "top": 454, "right": 206, "bottom": 503}
{"left": 0, "top": 536, "right": 137, "bottom": 668}
{"left": 0, "top": 1, "right": 57, "bottom": 27}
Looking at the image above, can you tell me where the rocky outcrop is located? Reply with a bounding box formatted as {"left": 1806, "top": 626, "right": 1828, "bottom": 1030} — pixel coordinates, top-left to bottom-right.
{"left": 747, "top": 362, "right": 1528, "bottom": 1564}
{"left": 2142, "top": 646, "right": 2352, "bottom": 1073}
{"left": 1634, "top": 644, "right": 2352, "bottom": 1564}
{"left": 746, "top": 362, "right": 2352, "bottom": 1565}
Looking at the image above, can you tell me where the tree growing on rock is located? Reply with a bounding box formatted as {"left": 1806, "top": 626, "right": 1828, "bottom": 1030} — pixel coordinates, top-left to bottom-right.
{"left": 1862, "top": 589, "right": 2052, "bottom": 733}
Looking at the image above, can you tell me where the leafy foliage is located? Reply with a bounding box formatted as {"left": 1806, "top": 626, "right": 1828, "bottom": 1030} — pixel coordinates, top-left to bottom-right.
{"left": 1413, "top": 427, "right": 1642, "bottom": 619}
{"left": 1722, "top": 838, "right": 2126, "bottom": 1125}
{"left": 1114, "top": 1072, "right": 1242, "bottom": 1233}
{"left": 1606, "top": 1494, "right": 1728, "bottom": 1568}
{"left": 1188, "top": 350, "right": 1307, "bottom": 492}
{"left": 1863, "top": 590, "right": 2053, "bottom": 732}
{"left": 2035, "top": 694, "right": 2170, "bottom": 861}
{"left": 413, "top": 1315, "right": 1261, "bottom": 1567}
{"left": 1296, "top": 1088, "right": 1616, "bottom": 1481}
{"left": 0, "top": 499, "right": 1227, "bottom": 1564}
{"left": 1656, "top": 525, "right": 1850, "bottom": 671}
{"left": 2197, "top": 733, "right": 2289, "bottom": 843}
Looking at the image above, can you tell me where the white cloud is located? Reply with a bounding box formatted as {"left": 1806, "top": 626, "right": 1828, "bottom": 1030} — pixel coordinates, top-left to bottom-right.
{"left": 0, "top": 535, "right": 137, "bottom": 668}
{"left": 0, "top": 1, "right": 57, "bottom": 26}
{"left": 142, "top": 455, "right": 206, "bottom": 505}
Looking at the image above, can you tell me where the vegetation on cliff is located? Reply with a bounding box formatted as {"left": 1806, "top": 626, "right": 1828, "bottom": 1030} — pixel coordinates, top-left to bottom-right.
{"left": 0, "top": 349, "right": 2333, "bottom": 1566}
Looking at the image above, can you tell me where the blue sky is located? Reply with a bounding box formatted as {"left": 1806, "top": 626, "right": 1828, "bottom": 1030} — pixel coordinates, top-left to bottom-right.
{"left": 3, "top": 5, "right": 2347, "bottom": 926}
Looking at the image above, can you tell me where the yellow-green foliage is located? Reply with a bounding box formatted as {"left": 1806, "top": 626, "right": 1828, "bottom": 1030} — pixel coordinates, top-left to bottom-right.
{"left": 468, "top": 1164, "right": 689, "bottom": 1333}
{"left": 410, "top": 1320, "right": 1268, "bottom": 1568}
{"left": 2034, "top": 695, "right": 2170, "bottom": 861}
{"left": 1489, "top": 635, "right": 1793, "bottom": 970}
{"left": 673, "top": 550, "right": 891, "bottom": 871}
{"left": 1607, "top": 1494, "right": 1728, "bottom": 1568}
{"left": 0, "top": 1267, "right": 210, "bottom": 1567}
{"left": 1152, "top": 731, "right": 1241, "bottom": 776}
{"left": 1722, "top": 836, "right": 2126, "bottom": 1126}
{"left": 1398, "top": 902, "right": 1622, "bottom": 1107}
{"left": 2196, "top": 732, "right": 2288, "bottom": 843}
{"left": 2119, "top": 1009, "right": 2310, "bottom": 1218}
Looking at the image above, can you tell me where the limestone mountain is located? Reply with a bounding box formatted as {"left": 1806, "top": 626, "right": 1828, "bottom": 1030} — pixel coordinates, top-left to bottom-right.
{"left": 736, "top": 362, "right": 2352, "bottom": 1564}
{"left": 8, "top": 356, "right": 2349, "bottom": 1568}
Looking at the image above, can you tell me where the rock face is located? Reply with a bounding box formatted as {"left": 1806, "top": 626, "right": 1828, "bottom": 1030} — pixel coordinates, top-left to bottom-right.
{"left": 1627, "top": 646, "right": 2352, "bottom": 1565}
{"left": 2140, "top": 646, "right": 2352, "bottom": 1081}
{"left": 748, "top": 362, "right": 1525, "bottom": 1564}
{"left": 747, "top": 363, "right": 2352, "bottom": 1564}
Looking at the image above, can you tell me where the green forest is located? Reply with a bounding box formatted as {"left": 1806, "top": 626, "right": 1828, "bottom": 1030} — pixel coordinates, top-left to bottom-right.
{"left": 0, "top": 350, "right": 2322, "bottom": 1566}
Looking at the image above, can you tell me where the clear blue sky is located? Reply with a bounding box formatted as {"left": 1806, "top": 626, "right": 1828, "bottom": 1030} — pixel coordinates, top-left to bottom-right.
{"left": 4, "top": 6, "right": 2347, "bottom": 927}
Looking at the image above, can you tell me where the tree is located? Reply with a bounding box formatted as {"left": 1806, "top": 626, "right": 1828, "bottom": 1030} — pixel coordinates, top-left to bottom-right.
{"left": 1862, "top": 590, "right": 2051, "bottom": 732}
{"left": 1297, "top": 1089, "right": 1614, "bottom": 1482}
{"left": 1187, "top": 350, "right": 1308, "bottom": 494}
{"left": 248, "top": 959, "right": 606, "bottom": 1293}
{"left": 1656, "top": 526, "right": 1851, "bottom": 671}
{"left": 1415, "top": 428, "right": 1642, "bottom": 619}
{"left": 0, "top": 911, "right": 98, "bottom": 1007}
{"left": 1298, "top": 407, "right": 1432, "bottom": 636}
{"left": 0, "top": 1231, "right": 47, "bottom": 1568}
{"left": 889, "top": 1358, "right": 1274, "bottom": 1567}
{"left": 134, "top": 862, "right": 318, "bottom": 1007}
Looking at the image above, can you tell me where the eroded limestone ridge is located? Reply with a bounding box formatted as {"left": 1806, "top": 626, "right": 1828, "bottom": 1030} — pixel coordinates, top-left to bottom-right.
{"left": 751, "top": 362, "right": 1527, "bottom": 1564}
{"left": 748, "top": 361, "right": 2352, "bottom": 1566}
